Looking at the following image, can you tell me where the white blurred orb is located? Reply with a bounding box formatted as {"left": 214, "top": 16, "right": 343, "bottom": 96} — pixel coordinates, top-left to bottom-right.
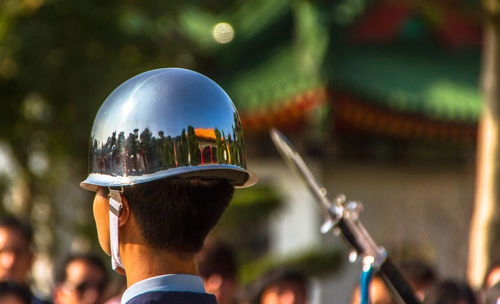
{"left": 212, "top": 22, "right": 234, "bottom": 44}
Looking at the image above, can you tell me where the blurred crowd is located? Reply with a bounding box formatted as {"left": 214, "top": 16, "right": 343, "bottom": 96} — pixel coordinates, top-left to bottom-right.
{"left": 3, "top": 213, "right": 500, "bottom": 304}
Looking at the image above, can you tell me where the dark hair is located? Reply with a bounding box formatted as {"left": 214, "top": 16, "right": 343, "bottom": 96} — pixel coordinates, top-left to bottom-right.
{"left": 197, "top": 240, "right": 236, "bottom": 279}
{"left": 253, "top": 267, "right": 309, "bottom": 304}
{"left": 400, "top": 259, "right": 437, "bottom": 289}
{"left": 0, "top": 216, "right": 33, "bottom": 246}
{"left": 55, "top": 252, "right": 108, "bottom": 284}
{"left": 485, "top": 281, "right": 500, "bottom": 304}
{"left": 0, "top": 281, "right": 32, "bottom": 304}
{"left": 423, "top": 279, "right": 476, "bottom": 304}
{"left": 122, "top": 178, "right": 234, "bottom": 255}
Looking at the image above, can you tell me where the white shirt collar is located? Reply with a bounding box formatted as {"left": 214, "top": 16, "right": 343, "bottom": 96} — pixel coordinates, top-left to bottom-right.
{"left": 121, "top": 274, "right": 206, "bottom": 304}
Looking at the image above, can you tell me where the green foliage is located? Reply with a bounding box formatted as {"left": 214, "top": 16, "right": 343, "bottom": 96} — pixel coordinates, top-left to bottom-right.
{"left": 211, "top": 183, "right": 283, "bottom": 261}
{"left": 331, "top": 0, "right": 374, "bottom": 26}
{"left": 219, "top": 183, "right": 283, "bottom": 226}
{"left": 0, "top": 0, "right": 201, "bottom": 256}
{"left": 211, "top": 183, "right": 344, "bottom": 285}
{"left": 238, "top": 247, "right": 344, "bottom": 285}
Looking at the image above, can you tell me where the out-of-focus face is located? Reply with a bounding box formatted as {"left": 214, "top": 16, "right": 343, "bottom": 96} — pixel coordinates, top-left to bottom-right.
{"left": 203, "top": 274, "right": 237, "bottom": 304}
{"left": 93, "top": 188, "right": 111, "bottom": 256}
{"left": 350, "top": 277, "right": 395, "bottom": 304}
{"left": 0, "top": 294, "right": 28, "bottom": 304}
{"left": 0, "top": 227, "right": 33, "bottom": 284}
{"left": 53, "top": 259, "right": 107, "bottom": 304}
{"left": 485, "top": 267, "right": 500, "bottom": 289}
{"left": 260, "top": 281, "right": 307, "bottom": 304}
{"left": 370, "top": 278, "right": 396, "bottom": 304}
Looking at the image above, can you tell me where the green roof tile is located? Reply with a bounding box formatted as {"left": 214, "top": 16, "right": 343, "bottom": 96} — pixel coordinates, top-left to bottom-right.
{"left": 223, "top": 46, "right": 326, "bottom": 111}
{"left": 330, "top": 43, "right": 483, "bottom": 122}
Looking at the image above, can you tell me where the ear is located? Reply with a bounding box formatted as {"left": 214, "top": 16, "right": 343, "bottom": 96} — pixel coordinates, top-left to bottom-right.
{"left": 205, "top": 274, "right": 223, "bottom": 293}
{"left": 118, "top": 193, "right": 131, "bottom": 228}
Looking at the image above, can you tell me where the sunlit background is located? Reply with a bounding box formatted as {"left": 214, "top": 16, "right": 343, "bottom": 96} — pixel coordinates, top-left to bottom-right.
{"left": 0, "top": 0, "right": 486, "bottom": 302}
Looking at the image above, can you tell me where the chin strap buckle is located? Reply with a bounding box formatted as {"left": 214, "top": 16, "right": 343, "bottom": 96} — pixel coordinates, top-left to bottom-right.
{"left": 109, "top": 189, "right": 125, "bottom": 272}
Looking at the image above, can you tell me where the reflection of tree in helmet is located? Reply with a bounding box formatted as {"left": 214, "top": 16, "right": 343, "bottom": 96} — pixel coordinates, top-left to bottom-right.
{"left": 214, "top": 128, "right": 224, "bottom": 164}
{"left": 139, "top": 128, "right": 153, "bottom": 170}
{"left": 105, "top": 132, "right": 117, "bottom": 172}
{"left": 176, "top": 129, "right": 189, "bottom": 166}
{"left": 187, "top": 126, "right": 201, "bottom": 165}
{"left": 227, "top": 134, "right": 235, "bottom": 164}
{"left": 125, "top": 129, "right": 140, "bottom": 173}
{"left": 159, "top": 134, "right": 176, "bottom": 170}
{"left": 157, "top": 131, "right": 169, "bottom": 170}
{"left": 110, "top": 142, "right": 117, "bottom": 173}
{"left": 222, "top": 130, "right": 232, "bottom": 164}
{"left": 92, "top": 139, "right": 99, "bottom": 172}
{"left": 117, "top": 132, "right": 126, "bottom": 176}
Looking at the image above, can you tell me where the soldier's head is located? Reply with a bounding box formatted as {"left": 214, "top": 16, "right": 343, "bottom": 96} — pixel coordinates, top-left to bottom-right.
{"left": 81, "top": 68, "right": 256, "bottom": 270}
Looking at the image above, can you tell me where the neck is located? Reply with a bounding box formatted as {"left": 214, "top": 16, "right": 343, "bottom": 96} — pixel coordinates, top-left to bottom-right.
{"left": 121, "top": 243, "right": 198, "bottom": 287}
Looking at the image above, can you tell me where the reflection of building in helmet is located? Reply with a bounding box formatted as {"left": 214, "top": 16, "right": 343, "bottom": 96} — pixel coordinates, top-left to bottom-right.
{"left": 194, "top": 128, "right": 240, "bottom": 165}
{"left": 81, "top": 68, "right": 257, "bottom": 191}
{"left": 195, "top": 128, "right": 218, "bottom": 164}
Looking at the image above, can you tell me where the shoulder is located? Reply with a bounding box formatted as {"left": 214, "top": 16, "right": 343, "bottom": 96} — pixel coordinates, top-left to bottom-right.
{"left": 126, "top": 291, "right": 217, "bottom": 304}
{"left": 32, "top": 297, "right": 52, "bottom": 304}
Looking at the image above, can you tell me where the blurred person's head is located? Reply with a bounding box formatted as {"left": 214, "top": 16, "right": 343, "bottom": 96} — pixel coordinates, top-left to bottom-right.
{"left": 484, "top": 261, "right": 500, "bottom": 290}
{"left": 423, "top": 279, "right": 476, "bottom": 304}
{"left": 254, "top": 267, "right": 309, "bottom": 304}
{"left": 400, "top": 259, "right": 438, "bottom": 300}
{"left": 482, "top": 282, "right": 500, "bottom": 304}
{"left": 0, "top": 281, "right": 32, "bottom": 304}
{"left": 484, "top": 281, "right": 500, "bottom": 304}
{"left": 53, "top": 253, "right": 108, "bottom": 304}
{"left": 197, "top": 239, "right": 237, "bottom": 304}
{"left": 0, "top": 216, "right": 34, "bottom": 284}
{"left": 350, "top": 274, "right": 396, "bottom": 304}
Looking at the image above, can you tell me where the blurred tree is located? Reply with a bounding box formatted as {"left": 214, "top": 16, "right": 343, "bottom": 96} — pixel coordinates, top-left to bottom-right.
{"left": 468, "top": 0, "right": 500, "bottom": 288}
{"left": 0, "top": 0, "right": 204, "bottom": 260}
{"left": 212, "top": 184, "right": 283, "bottom": 262}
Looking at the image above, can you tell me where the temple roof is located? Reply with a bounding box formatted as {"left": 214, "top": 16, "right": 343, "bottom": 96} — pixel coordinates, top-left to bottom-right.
{"left": 179, "top": 0, "right": 484, "bottom": 137}
{"left": 329, "top": 42, "right": 482, "bottom": 123}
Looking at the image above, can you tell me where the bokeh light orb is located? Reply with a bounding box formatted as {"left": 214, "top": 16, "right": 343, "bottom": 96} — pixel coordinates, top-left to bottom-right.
{"left": 212, "top": 22, "right": 234, "bottom": 44}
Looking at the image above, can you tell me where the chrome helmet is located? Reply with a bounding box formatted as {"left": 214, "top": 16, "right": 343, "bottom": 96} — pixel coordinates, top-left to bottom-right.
{"left": 80, "top": 68, "right": 257, "bottom": 191}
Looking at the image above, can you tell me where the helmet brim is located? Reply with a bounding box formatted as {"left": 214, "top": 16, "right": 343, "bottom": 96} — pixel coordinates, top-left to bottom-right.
{"left": 80, "top": 165, "right": 258, "bottom": 191}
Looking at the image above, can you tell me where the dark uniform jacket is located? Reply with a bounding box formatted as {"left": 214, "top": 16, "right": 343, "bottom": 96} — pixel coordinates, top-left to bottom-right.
{"left": 125, "top": 291, "right": 217, "bottom": 304}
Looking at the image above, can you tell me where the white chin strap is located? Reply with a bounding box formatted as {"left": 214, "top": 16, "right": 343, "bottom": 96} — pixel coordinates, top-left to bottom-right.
{"left": 108, "top": 189, "right": 125, "bottom": 272}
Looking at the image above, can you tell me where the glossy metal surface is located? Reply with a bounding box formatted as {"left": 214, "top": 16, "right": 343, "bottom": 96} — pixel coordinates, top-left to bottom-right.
{"left": 81, "top": 68, "right": 257, "bottom": 190}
